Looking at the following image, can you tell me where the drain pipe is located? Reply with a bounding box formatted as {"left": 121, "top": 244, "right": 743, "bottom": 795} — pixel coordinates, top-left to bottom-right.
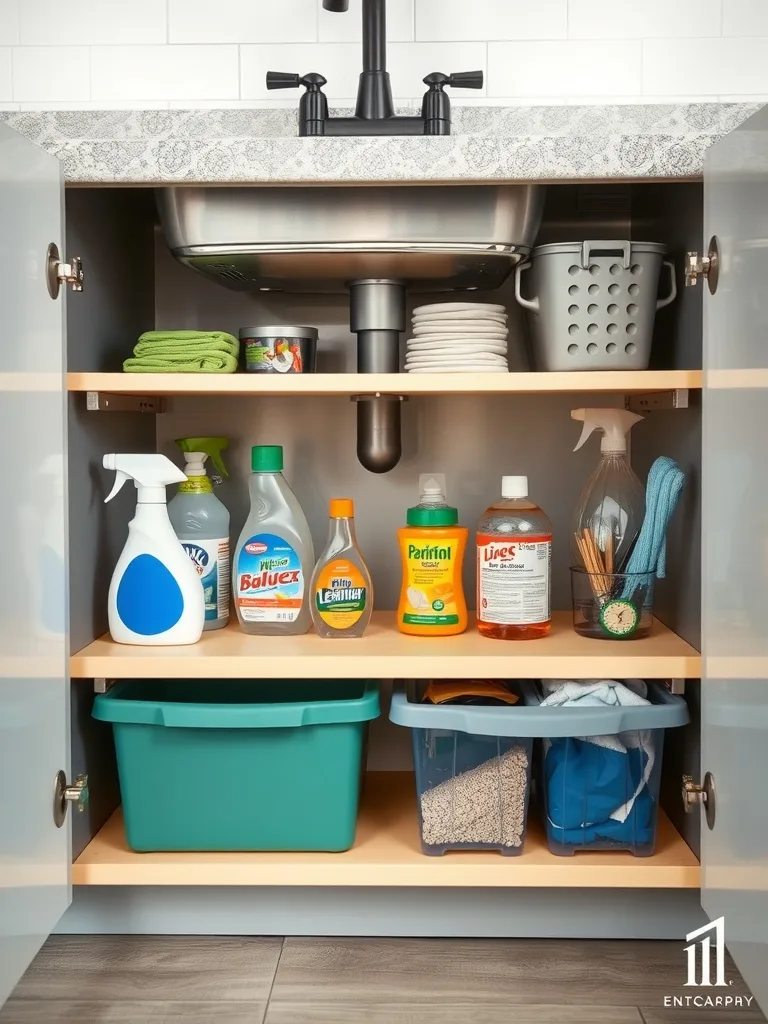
{"left": 349, "top": 278, "right": 406, "bottom": 473}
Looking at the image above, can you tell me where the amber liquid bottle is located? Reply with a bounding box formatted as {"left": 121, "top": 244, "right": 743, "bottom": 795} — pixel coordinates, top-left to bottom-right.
{"left": 476, "top": 476, "right": 553, "bottom": 641}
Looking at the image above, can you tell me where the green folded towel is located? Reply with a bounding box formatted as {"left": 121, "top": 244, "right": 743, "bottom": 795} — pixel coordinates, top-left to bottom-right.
{"left": 124, "top": 331, "right": 240, "bottom": 374}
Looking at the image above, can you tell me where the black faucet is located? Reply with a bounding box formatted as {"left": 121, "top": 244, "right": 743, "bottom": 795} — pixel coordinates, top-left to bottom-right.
{"left": 266, "top": 0, "right": 483, "bottom": 136}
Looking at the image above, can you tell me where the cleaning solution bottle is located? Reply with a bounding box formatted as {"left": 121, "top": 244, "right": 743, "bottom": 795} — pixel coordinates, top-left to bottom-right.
{"left": 310, "top": 498, "right": 373, "bottom": 638}
{"left": 103, "top": 454, "right": 205, "bottom": 646}
{"left": 477, "top": 476, "right": 553, "bottom": 641}
{"left": 233, "top": 445, "right": 314, "bottom": 635}
{"left": 168, "top": 437, "right": 231, "bottom": 632}
{"left": 397, "top": 474, "right": 468, "bottom": 636}
{"left": 571, "top": 409, "right": 645, "bottom": 572}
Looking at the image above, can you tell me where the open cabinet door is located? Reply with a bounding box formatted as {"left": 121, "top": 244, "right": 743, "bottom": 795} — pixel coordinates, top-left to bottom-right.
{"left": 702, "top": 104, "right": 768, "bottom": 1012}
{"left": 0, "top": 124, "right": 70, "bottom": 1003}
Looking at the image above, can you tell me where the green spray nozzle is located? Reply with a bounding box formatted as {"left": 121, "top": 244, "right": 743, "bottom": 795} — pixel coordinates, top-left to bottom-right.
{"left": 176, "top": 437, "right": 229, "bottom": 484}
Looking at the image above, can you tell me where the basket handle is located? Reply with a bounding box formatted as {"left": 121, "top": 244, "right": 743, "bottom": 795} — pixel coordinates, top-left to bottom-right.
{"left": 656, "top": 259, "right": 677, "bottom": 310}
{"left": 514, "top": 260, "right": 539, "bottom": 312}
{"left": 580, "top": 240, "right": 631, "bottom": 269}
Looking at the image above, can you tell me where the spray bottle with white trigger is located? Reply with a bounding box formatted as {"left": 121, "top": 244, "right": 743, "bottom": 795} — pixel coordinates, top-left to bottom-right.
{"left": 571, "top": 408, "right": 645, "bottom": 571}
{"left": 103, "top": 454, "right": 205, "bottom": 646}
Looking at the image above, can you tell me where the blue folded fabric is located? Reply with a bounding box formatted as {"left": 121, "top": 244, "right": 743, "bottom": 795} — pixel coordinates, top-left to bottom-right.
{"left": 544, "top": 737, "right": 654, "bottom": 846}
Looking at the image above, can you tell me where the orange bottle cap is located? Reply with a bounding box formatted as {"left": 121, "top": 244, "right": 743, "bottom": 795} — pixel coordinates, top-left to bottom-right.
{"left": 329, "top": 498, "right": 354, "bottom": 518}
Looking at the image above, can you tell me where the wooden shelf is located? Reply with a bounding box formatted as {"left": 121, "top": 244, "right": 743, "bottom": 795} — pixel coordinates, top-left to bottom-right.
{"left": 70, "top": 612, "right": 700, "bottom": 680}
{"left": 72, "top": 773, "right": 700, "bottom": 889}
{"left": 67, "top": 370, "right": 702, "bottom": 398}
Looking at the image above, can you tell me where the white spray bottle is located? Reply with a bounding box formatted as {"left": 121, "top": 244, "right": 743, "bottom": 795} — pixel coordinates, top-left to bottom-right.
{"left": 571, "top": 408, "right": 645, "bottom": 571}
{"left": 103, "top": 454, "right": 205, "bottom": 646}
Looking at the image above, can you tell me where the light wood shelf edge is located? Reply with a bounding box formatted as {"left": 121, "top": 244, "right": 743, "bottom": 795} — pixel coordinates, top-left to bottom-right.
{"left": 67, "top": 370, "right": 703, "bottom": 398}
{"left": 73, "top": 773, "right": 700, "bottom": 889}
{"left": 69, "top": 612, "right": 702, "bottom": 680}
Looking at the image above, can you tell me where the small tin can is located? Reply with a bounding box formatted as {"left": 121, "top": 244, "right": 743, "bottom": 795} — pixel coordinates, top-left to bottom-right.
{"left": 239, "top": 326, "right": 318, "bottom": 374}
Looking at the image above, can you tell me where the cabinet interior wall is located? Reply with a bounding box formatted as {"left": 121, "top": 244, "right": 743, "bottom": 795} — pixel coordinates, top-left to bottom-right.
{"left": 64, "top": 181, "right": 705, "bottom": 862}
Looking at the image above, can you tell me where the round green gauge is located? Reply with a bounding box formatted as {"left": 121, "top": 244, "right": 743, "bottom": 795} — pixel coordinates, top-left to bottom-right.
{"left": 599, "top": 598, "right": 639, "bottom": 637}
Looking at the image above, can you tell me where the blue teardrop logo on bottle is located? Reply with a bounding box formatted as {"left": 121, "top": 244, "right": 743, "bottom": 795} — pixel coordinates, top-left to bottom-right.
{"left": 116, "top": 554, "right": 184, "bottom": 636}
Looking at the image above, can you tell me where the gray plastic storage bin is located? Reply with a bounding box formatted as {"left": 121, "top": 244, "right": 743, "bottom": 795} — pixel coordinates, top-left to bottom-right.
{"left": 390, "top": 683, "right": 533, "bottom": 856}
{"left": 521, "top": 681, "right": 689, "bottom": 857}
{"left": 514, "top": 240, "right": 676, "bottom": 371}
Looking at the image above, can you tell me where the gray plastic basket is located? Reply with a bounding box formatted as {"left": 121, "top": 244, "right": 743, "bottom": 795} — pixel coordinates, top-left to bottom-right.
{"left": 514, "top": 240, "right": 676, "bottom": 371}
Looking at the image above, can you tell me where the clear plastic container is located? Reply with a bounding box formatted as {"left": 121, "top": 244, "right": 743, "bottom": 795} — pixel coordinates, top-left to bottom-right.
{"left": 476, "top": 475, "right": 552, "bottom": 641}
{"left": 390, "top": 683, "right": 533, "bottom": 856}
{"left": 521, "top": 681, "right": 689, "bottom": 857}
{"left": 571, "top": 567, "right": 655, "bottom": 640}
{"left": 233, "top": 445, "right": 315, "bottom": 636}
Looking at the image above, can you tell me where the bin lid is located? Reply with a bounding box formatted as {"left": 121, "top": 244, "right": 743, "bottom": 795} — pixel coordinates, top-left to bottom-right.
{"left": 389, "top": 681, "right": 688, "bottom": 736}
{"left": 531, "top": 240, "right": 667, "bottom": 258}
{"left": 93, "top": 679, "right": 379, "bottom": 729}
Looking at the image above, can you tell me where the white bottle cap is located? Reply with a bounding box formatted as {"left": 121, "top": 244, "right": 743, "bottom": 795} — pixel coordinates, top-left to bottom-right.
{"left": 501, "top": 475, "right": 528, "bottom": 498}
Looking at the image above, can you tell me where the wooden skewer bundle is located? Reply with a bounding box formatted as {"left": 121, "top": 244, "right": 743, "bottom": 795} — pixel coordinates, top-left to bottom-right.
{"left": 574, "top": 528, "right": 614, "bottom": 599}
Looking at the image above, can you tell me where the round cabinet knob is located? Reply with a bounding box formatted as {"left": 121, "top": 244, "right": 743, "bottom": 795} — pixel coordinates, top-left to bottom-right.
{"left": 53, "top": 770, "right": 89, "bottom": 828}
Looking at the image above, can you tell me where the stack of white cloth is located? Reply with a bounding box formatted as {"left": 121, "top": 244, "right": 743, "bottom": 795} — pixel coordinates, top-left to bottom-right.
{"left": 405, "top": 302, "right": 509, "bottom": 373}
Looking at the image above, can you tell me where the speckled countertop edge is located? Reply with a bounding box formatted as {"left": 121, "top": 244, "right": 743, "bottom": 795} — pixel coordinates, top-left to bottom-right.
{"left": 1, "top": 103, "right": 761, "bottom": 184}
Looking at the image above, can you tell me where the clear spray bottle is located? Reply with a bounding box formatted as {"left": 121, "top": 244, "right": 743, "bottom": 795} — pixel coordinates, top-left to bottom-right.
{"left": 571, "top": 408, "right": 645, "bottom": 572}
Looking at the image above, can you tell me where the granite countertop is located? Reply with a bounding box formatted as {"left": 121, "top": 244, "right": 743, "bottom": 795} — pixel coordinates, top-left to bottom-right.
{"left": 1, "top": 103, "right": 761, "bottom": 185}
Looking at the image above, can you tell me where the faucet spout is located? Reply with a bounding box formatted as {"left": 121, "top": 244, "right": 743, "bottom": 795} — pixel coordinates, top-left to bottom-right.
{"left": 356, "top": 0, "right": 394, "bottom": 119}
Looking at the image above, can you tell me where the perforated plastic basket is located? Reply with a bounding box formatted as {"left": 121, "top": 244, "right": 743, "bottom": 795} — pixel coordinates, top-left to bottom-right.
{"left": 514, "top": 240, "right": 676, "bottom": 371}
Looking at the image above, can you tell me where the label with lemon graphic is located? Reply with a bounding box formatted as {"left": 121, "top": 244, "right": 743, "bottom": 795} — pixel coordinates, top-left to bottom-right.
{"left": 314, "top": 560, "right": 368, "bottom": 629}
{"left": 400, "top": 538, "right": 461, "bottom": 625}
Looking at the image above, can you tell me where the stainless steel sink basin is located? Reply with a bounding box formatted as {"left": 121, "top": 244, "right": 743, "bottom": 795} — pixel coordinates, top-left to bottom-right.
{"left": 157, "top": 184, "right": 543, "bottom": 292}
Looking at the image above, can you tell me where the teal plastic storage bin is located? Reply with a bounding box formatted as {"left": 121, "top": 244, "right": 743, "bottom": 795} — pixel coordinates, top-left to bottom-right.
{"left": 93, "top": 679, "right": 379, "bottom": 852}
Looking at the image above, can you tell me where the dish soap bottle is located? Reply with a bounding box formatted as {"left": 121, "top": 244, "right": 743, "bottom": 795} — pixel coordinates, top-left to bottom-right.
{"left": 571, "top": 409, "right": 645, "bottom": 572}
{"left": 477, "top": 476, "right": 553, "bottom": 641}
{"left": 103, "top": 454, "right": 205, "bottom": 646}
{"left": 310, "top": 498, "right": 373, "bottom": 638}
{"left": 168, "top": 437, "right": 231, "bottom": 632}
{"left": 397, "top": 474, "right": 468, "bottom": 636}
{"left": 233, "top": 445, "right": 314, "bottom": 635}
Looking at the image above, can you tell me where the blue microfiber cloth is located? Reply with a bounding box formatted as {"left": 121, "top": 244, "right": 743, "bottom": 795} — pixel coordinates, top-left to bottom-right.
{"left": 622, "top": 456, "right": 685, "bottom": 598}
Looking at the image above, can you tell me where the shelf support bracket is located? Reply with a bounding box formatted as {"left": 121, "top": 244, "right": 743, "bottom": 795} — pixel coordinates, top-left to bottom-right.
{"left": 86, "top": 392, "right": 164, "bottom": 414}
{"left": 625, "top": 389, "right": 689, "bottom": 414}
{"left": 93, "top": 677, "right": 115, "bottom": 694}
{"left": 665, "top": 679, "right": 686, "bottom": 695}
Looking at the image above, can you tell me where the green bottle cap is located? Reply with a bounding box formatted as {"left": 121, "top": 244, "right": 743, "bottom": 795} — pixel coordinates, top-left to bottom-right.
{"left": 406, "top": 506, "right": 459, "bottom": 527}
{"left": 251, "top": 445, "right": 283, "bottom": 472}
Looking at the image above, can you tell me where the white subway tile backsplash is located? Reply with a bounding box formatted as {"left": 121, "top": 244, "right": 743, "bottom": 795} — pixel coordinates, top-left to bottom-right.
{"left": 568, "top": 0, "right": 721, "bottom": 39}
{"left": 416, "top": 0, "right": 566, "bottom": 42}
{"left": 723, "top": 1, "right": 768, "bottom": 37}
{"left": 488, "top": 40, "right": 641, "bottom": 98}
{"left": 19, "top": 99, "right": 171, "bottom": 110}
{"left": 241, "top": 43, "right": 360, "bottom": 101}
{"left": 0, "top": 48, "right": 10, "bottom": 100}
{"left": 642, "top": 38, "right": 768, "bottom": 96}
{"left": 170, "top": 0, "right": 317, "bottom": 45}
{"left": 0, "top": 1, "right": 18, "bottom": 45}
{"left": 388, "top": 42, "right": 486, "bottom": 96}
{"left": 321, "top": 0, "right": 414, "bottom": 42}
{"left": 91, "top": 45, "right": 239, "bottom": 102}
{"left": 13, "top": 46, "right": 87, "bottom": 102}
{"left": 19, "top": 0, "right": 167, "bottom": 45}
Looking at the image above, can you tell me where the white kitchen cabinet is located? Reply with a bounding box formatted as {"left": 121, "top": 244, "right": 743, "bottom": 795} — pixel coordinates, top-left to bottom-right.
{"left": 1, "top": 105, "right": 767, "bottom": 1008}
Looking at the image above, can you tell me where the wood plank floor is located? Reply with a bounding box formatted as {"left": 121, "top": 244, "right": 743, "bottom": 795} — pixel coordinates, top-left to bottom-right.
{"left": 0, "top": 935, "right": 763, "bottom": 1024}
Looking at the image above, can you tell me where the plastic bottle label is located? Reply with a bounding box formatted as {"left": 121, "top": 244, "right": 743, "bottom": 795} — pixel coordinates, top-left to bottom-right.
{"left": 177, "top": 477, "right": 213, "bottom": 495}
{"left": 477, "top": 533, "right": 551, "bottom": 626}
{"left": 314, "top": 560, "right": 367, "bottom": 629}
{"left": 401, "top": 537, "right": 461, "bottom": 626}
{"left": 235, "top": 533, "right": 303, "bottom": 623}
{"left": 182, "top": 539, "right": 230, "bottom": 622}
